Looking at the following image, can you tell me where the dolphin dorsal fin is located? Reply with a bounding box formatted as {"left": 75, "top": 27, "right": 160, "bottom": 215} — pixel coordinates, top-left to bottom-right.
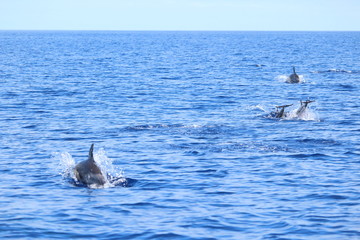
{"left": 88, "top": 144, "right": 95, "bottom": 162}
{"left": 293, "top": 67, "right": 296, "bottom": 74}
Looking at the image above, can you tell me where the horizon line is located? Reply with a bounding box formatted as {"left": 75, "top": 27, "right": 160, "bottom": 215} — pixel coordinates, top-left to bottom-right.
{"left": 1, "top": 29, "right": 360, "bottom": 32}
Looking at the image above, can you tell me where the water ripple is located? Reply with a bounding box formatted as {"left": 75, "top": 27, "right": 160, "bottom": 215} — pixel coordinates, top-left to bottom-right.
{"left": 1, "top": 31, "right": 359, "bottom": 240}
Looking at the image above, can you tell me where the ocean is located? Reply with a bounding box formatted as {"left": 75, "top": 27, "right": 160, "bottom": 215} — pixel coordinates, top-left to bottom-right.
{"left": 0, "top": 31, "right": 359, "bottom": 239}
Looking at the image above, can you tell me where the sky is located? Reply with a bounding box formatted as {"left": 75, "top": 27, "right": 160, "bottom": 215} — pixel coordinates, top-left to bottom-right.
{"left": 0, "top": 0, "right": 359, "bottom": 31}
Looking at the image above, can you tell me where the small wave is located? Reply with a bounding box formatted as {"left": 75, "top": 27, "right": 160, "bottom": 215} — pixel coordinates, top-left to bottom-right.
{"left": 298, "top": 138, "right": 341, "bottom": 146}
{"left": 53, "top": 148, "right": 132, "bottom": 189}
{"left": 125, "top": 123, "right": 229, "bottom": 137}
{"left": 125, "top": 123, "right": 201, "bottom": 131}
{"left": 302, "top": 193, "right": 348, "bottom": 200}
{"left": 146, "top": 233, "right": 188, "bottom": 240}
{"left": 276, "top": 74, "right": 305, "bottom": 83}
{"left": 336, "top": 84, "right": 357, "bottom": 91}
{"left": 205, "top": 191, "right": 235, "bottom": 195}
{"left": 160, "top": 76, "right": 182, "bottom": 80}
{"left": 288, "top": 153, "right": 329, "bottom": 159}
{"left": 195, "top": 169, "right": 229, "bottom": 178}
{"left": 312, "top": 69, "right": 356, "bottom": 74}
{"left": 172, "top": 141, "right": 291, "bottom": 153}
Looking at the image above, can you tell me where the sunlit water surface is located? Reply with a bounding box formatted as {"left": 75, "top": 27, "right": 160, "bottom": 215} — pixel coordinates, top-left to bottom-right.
{"left": 0, "top": 31, "right": 359, "bottom": 239}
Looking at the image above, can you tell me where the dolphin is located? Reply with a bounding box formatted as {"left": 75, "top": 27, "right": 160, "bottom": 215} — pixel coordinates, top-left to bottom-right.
{"left": 74, "top": 144, "right": 106, "bottom": 187}
{"left": 288, "top": 67, "right": 300, "bottom": 83}
{"left": 274, "top": 104, "right": 293, "bottom": 118}
{"left": 296, "top": 100, "right": 315, "bottom": 116}
{"left": 269, "top": 104, "right": 293, "bottom": 118}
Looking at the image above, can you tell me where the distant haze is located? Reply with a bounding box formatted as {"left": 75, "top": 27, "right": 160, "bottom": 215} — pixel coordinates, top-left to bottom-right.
{"left": 0, "top": 0, "right": 359, "bottom": 31}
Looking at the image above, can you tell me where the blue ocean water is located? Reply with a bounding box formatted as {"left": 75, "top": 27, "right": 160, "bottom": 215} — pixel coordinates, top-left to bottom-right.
{"left": 0, "top": 31, "right": 359, "bottom": 239}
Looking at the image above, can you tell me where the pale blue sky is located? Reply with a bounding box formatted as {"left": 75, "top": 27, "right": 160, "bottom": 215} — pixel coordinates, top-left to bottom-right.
{"left": 0, "top": 0, "right": 359, "bottom": 31}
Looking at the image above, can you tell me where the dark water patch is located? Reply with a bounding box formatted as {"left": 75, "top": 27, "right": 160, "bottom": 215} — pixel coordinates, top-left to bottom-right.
{"left": 335, "top": 84, "right": 357, "bottom": 92}
{"left": 59, "top": 137, "right": 93, "bottom": 141}
{"left": 339, "top": 202, "right": 360, "bottom": 207}
{"left": 302, "top": 193, "right": 348, "bottom": 201}
{"left": 49, "top": 128, "right": 73, "bottom": 133}
{"left": 297, "top": 138, "right": 341, "bottom": 146}
{"left": 288, "top": 153, "right": 329, "bottom": 159}
{"left": 195, "top": 169, "right": 228, "bottom": 178}
{"left": 183, "top": 150, "right": 204, "bottom": 156}
{"left": 2, "top": 91, "right": 20, "bottom": 97}
{"left": 182, "top": 217, "right": 245, "bottom": 232}
{"left": 22, "top": 124, "right": 38, "bottom": 129}
{"left": 344, "top": 151, "right": 360, "bottom": 157}
{"left": 205, "top": 191, "right": 235, "bottom": 195}
{"left": 338, "top": 230, "right": 360, "bottom": 238}
{"left": 195, "top": 169, "right": 217, "bottom": 173}
{"left": 121, "top": 200, "right": 192, "bottom": 210}
{"left": 313, "top": 69, "right": 359, "bottom": 74}
{"left": 27, "top": 87, "right": 82, "bottom": 98}
{"left": 259, "top": 220, "right": 290, "bottom": 229}
{"left": 147, "top": 233, "right": 195, "bottom": 240}
{"left": 336, "top": 120, "right": 357, "bottom": 126}
{"left": 305, "top": 214, "right": 347, "bottom": 223}
{"left": 124, "top": 123, "right": 187, "bottom": 131}
{"left": 160, "top": 76, "right": 182, "bottom": 80}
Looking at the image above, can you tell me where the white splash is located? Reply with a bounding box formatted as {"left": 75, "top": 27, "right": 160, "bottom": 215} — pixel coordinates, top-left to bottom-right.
{"left": 53, "top": 148, "right": 126, "bottom": 188}
{"left": 276, "top": 74, "right": 289, "bottom": 82}
{"left": 94, "top": 148, "right": 127, "bottom": 187}
{"left": 53, "top": 151, "right": 76, "bottom": 179}
{"left": 285, "top": 106, "right": 320, "bottom": 121}
{"left": 247, "top": 104, "right": 266, "bottom": 112}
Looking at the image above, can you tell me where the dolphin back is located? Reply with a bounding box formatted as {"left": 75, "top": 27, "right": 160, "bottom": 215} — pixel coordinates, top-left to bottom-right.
{"left": 88, "top": 143, "right": 95, "bottom": 162}
{"left": 74, "top": 143, "right": 107, "bottom": 187}
{"left": 289, "top": 67, "right": 300, "bottom": 83}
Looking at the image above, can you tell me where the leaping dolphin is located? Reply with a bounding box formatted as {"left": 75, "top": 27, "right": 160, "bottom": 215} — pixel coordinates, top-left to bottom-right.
{"left": 74, "top": 144, "right": 106, "bottom": 187}
{"left": 288, "top": 67, "right": 300, "bottom": 83}
{"left": 296, "top": 100, "right": 315, "bottom": 116}
{"left": 274, "top": 104, "right": 293, "bottom": 118}
{"left": 269, "top": 104, "right": 293, "bottom": 119}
